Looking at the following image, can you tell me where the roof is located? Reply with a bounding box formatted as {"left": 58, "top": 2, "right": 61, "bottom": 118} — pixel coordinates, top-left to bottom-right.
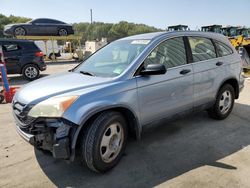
{"left": 236, "top": 27, "right": 249, "bottom": 31}
{"left": 222, "top": 26, "right": 238, "bottom": 29}
{"left": 119, "top": 32, "right": 166, "bottom": 40}
{"left": 168, "top": 25, "right": 188, "bottom": 28}
{"left": 119, "top": 31, "right": 227, "bottom": 42}
{"left": 201, "top": 25, "right": 222, "bottom": 28}
{"left": 32, "top": 18, "right": 61, "bottom": 21}
{"left": 29, "top": 18, "right": 66, "bottom": 24}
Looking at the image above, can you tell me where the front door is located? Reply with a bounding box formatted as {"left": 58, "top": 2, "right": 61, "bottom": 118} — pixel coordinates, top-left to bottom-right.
{"left": 136, "top": 37, "right": 194, "bottom": 125}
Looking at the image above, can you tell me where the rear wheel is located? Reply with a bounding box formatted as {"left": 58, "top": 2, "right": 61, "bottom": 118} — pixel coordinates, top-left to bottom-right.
{"left": 208, "top": 84, "right": 235, "bottom": 120}
{"left": 14, "top": 27, "right": 26, "bottom": 36}
{"left": 58, "top": 28, "right": 68, "bottom": 36}
{"left": 22, "top": 64, "right": 40, "bottom": 80}
{"left": 81, "top": 111, "right": 128, "bottom": 172}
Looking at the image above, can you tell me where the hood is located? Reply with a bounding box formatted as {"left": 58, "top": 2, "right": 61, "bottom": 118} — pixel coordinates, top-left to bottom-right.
{"left": 5, "top": 23, "right": 24, "bottom": 28}
{"left": 14, "top": 72, "right": 113, "bottom": 104}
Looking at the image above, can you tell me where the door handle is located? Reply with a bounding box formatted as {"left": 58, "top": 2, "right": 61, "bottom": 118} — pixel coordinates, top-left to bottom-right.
{"left": 180, "top": 69, "right": 191, "bottom": 75}
{"left": 216, "top": 61, "right": 224, "bottom": 66}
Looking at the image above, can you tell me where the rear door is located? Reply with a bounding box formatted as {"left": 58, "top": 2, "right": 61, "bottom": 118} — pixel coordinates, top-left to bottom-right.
{"left": 188, "top": 36, "right": 225, "bottom": 108}
{"left": 136, "top": 37, "right": 194, "bottom": 125}
{"left": 36, "top": 19, "right": 57, "bottom": 35}
{"left": 31, "top": 19, "right": 53, "bottom": 35}
{"left": 2, "top": 42, "right": 22, "bottom": 74}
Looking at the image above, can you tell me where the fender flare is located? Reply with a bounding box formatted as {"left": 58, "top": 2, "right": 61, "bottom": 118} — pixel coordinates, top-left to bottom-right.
{"left": 216, "top": 77, "right": 239, "bottom": 99}
{"left": 69, "top": 104, "right": 141, "bottom": 161}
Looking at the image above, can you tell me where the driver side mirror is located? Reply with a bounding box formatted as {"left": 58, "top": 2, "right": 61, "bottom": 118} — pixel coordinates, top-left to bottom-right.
{"left": 140, "top": 64, "right": 166, "bottom": 76}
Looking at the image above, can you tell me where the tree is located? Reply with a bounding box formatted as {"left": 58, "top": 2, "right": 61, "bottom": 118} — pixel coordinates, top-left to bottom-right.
{"left": 73, "top": 21, "right": 162, "bottom": 42}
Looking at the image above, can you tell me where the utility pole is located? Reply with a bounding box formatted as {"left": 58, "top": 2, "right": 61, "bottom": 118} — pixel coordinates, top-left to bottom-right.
{"left": 90, "top": 9, "right": 93, "bottom": 24}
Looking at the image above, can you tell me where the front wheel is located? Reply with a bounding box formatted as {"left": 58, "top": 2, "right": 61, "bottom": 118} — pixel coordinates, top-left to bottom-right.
{"left": 22, "top": 64, "right": 40, "bottom": 80}
{"left": 14, "top": 27, "right": 26, "bottom": 36}
{"left": 208, "top": 84, "right": 235, "bottom": 120}
{"left": 81, "top": 111, "right": 128, "bottom": 172}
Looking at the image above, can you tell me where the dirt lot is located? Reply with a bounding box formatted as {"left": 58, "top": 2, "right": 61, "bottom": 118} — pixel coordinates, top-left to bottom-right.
{"left": 0, "top": 63, "right": 250, "bottom": 188}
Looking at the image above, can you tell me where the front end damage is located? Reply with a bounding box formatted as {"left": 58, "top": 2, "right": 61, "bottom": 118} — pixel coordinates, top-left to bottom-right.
{"left": 13, "top": 104, "right": 77, "bottom": 159}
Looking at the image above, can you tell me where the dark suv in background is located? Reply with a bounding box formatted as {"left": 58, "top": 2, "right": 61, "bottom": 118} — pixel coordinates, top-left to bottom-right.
{"left": 0, "top": 39, "right": 46, "bottom": 80}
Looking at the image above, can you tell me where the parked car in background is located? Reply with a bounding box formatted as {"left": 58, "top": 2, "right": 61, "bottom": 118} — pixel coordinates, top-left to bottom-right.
{"left": 4, "top": 18, "right": 74, "bottom": 36}
{"left": 34, "top": 40, "right": 61, "bottom": 60}
{"left": 0, "top": 39, "right": 46, "bottom": 80}
{"left": 239, "top": 47, "right": 250, "bottom": 68}
{"left": 12, "top": 31, "right": 244, "bottom": 173}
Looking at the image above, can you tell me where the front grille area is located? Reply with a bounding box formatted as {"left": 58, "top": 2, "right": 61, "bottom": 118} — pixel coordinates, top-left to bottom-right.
{"left": 12, "top": 101, "right": 35, "bottom": 128}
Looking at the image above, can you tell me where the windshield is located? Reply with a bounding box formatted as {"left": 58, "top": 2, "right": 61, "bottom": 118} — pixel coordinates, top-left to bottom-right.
{"left": 74, "top": 39, "right": 150, "bottom": 77}
{"left": 28, "top": 19, "right": 36, "bottom": 23}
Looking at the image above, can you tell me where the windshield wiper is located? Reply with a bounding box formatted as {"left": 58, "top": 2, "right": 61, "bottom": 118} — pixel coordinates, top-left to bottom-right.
{"left": 80, "top": 71, "right": 95, "bottom": 76}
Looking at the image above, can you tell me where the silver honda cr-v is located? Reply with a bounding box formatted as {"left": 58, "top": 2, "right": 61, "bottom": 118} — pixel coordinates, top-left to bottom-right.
{"left": 12, "top": 31, "right": 245, "bottom": 172}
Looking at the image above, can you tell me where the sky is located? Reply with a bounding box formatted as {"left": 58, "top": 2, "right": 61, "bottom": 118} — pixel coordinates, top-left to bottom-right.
{"left": 0, "top": 0, "right": 250, "bottom": 30}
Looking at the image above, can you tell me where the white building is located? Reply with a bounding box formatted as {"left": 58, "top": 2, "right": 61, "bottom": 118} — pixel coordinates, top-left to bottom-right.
{"left": 85, "top": 38, "right": 107, "bottom": 54}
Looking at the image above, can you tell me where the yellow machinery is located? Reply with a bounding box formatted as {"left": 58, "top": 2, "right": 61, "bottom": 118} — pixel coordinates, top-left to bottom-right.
{"left": 201, "top": 25, "right": 250, "bottom": 55}
{"left": 229, "top": 35, "right": 250, "bottom": 48}
{"left": 221, "top": 26, "right": 250, "bottom": 57}
{"left": 16, "top": 35, "right": 82, "bottom": 61}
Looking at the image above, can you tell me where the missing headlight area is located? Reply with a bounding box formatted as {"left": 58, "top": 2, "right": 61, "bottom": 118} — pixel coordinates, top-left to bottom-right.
{"left": 19, "top": 118, "right": 76, "bottom": 159}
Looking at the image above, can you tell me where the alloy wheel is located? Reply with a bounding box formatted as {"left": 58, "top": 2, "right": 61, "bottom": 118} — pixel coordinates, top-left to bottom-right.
{"left": 59, "top": 29, "right": 67, "bottom": 36}
{"left": 14, "top": 27, "right": 26, "bottom": 36}
{"left": 100, "top": 122, "right": 124, "bottom": 163}
{"left": 219, "top": 90, "right": 232, "bottom": 114}
{"left": 25, "top": 66, "right": 38, "bottom": 79}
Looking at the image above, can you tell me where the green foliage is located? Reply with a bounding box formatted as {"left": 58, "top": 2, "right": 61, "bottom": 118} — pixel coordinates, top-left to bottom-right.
{"left": 0, "top": 14, "right": 31, "bottom": 37}
{"left": 0, "top": 14, "right": 162, "bottom": 42}
{"left": 73, "top": 21, "right": 162, "bottom": 42}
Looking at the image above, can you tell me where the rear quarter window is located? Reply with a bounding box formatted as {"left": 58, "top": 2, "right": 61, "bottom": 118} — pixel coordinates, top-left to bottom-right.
{"left": 3, "top": 44, "right": 20, "bottom": 52}
{"left": 214, "top": 41, "right": 234, "bottom": 57}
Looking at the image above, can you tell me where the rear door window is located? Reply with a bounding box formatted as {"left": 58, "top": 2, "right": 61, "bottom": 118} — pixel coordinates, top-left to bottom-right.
{"left": 214, "top": 41, "right": 233, "bottom": 57}
{"left": 188, "top": 37, "right": 216, "bottom": 62}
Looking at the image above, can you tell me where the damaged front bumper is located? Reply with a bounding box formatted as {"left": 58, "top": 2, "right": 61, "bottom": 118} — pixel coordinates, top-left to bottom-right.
{"left": 14, "top": 117, "right": 77, "bottom": 160}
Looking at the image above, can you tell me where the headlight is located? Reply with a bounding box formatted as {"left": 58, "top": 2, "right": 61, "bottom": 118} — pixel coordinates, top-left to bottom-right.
{"left": 28, "top": 96, "right": 78, "bottom": 118}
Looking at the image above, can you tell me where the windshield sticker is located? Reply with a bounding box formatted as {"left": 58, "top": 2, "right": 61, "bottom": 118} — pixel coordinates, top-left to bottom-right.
{"left": 131, "top": 40, "right": 150, "bottom": 45}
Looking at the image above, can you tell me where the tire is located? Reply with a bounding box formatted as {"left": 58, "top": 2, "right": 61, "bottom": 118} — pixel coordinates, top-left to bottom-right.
{"left": 81, "top": 111, "right": 128, "bottom": 172}
{"left": 58, "top": 28, "right": 68, "bottom": 36}
{"left": 14, "top": 27, "right": 26, "bottom": 36}
{"left": 208, "top": 84, "right": 235, "bottom": 120}
{"left": 22, "top": 64, "right": 40, "bottom": 81}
